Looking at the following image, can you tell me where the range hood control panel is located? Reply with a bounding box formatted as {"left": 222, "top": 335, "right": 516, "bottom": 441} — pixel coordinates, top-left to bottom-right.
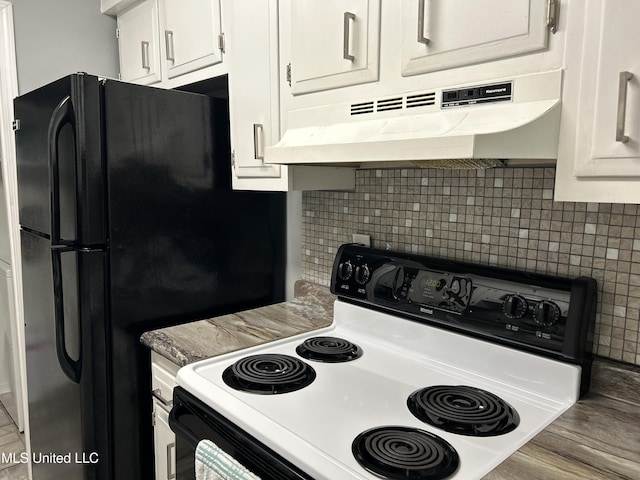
{"left": 442, "top": 81, "right": 513, "bottom": 109}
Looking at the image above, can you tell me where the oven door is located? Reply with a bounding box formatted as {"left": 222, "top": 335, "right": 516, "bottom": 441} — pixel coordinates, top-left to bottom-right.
{"left": 169, "top": 387, "right": 315, "bottom": 480}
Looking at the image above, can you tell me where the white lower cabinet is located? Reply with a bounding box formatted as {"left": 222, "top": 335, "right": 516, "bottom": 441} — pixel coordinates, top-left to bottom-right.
{"left": 152, "top": 399, "right": 176, "bottom": 480}
{"left": 555, "top": 0, "right": 640, "bottom": 203}
{"left": 151, "top": 352, "right": 178, "bottom": 480}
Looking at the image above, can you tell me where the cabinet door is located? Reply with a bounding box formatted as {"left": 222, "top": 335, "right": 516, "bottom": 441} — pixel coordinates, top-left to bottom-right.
{"left": 117, "top": 0, "right": 162, "bottom": 85}
{"left": 572, "top": 0, "right": 640, "bottom": 178}
{"left": 152, "top": 400, "right": 176, "bottom": 480}
{"left": 290, "top": 0, "right": 381, "bottom": 95}
{"left": 227, "top": 0, "right": 281, "bottom": 181}
{"left": 161, "top": 0, "right": 223, "bottom": 79}
{"left": 400, "top": 0, "right": 549, "bottom": 76}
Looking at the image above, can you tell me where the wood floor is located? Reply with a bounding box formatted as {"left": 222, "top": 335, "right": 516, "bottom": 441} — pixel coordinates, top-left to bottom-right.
{"left": 0, "top": 400, "right": 27, "bottom": 480}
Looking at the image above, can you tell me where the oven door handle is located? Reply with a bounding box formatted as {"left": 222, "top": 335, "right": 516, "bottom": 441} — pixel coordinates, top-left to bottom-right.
{"left": 168, "top": 401, "right": 201, "bottom": 446}
{"left": 169, "top": 387, "right": 315, "bottom": 480}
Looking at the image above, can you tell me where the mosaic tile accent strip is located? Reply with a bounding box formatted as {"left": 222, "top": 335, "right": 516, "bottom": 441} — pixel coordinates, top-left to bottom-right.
{"left": 301, "top": 167, "right": 640, "bottom": 366}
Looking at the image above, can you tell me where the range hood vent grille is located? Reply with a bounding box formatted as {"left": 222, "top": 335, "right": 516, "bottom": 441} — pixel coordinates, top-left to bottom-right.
{"left": 377, "top": 97, "right": 403, "bottom": 112}
{"left": 407, "top": 92, "right": 436, "bottom": 109}
{"left": 350, "top": 101, "right": 375, "bottom": 115}
{"left": 350, "top": 91, "right": 436, "bottom": 116}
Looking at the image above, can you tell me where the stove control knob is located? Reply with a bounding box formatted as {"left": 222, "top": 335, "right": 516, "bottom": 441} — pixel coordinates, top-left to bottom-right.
{"left": 502, "top": 294, "right": 528, "bottom": 319}
{"left": 338, "top": 261, "right": 354, "bottom": 280}
{"left": 533, "top": 301, "right": 561, "bottom": 327}
{"left": 355, "top": 264, "right": 371, "bottom": 285}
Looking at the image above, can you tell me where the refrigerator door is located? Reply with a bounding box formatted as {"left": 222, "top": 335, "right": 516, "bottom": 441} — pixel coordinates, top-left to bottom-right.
{"left": 15, "top": 73, "right": 106, "bottom": 245}
{"left": 21, "top": 230, "right": 110, "bottom": 479}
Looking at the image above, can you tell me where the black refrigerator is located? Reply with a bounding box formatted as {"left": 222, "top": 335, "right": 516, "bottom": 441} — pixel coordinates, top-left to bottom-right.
{"left": 14, "top": 73, "right": 285, "bottom": 480}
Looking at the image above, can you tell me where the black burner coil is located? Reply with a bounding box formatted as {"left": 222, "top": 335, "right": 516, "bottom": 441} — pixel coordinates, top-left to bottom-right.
{"left": 352, "top": 426, "right": 459, "bottom": 480}
{"left": 296, "top": 336, "right": 363, "bottom": 363}
{"left": 222, "top": 354, "right": 316, "bottom": 394}
{"left": 407, "top": 385, "right": 519, "bottom": 437}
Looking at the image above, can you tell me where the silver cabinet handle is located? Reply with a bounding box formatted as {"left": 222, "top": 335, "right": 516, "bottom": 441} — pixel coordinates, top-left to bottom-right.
{"left": 343, "top": 12, "right": 356, "bottom": 61}
{"left": 165, "top": 30, "right": 175, "bottom": 61}
{"left": 141, "top": 41, "right": 150, "bottom": 69}
{"left": 418, "top": 0, "right": 430, "bottom": 44}
{"left": 547, "top": 0, "right": 560, "bottom": 34}
{"left": 167, "top": 442, "right": 176, "bottom": 479}
{"left": 253, "top": 124, "right": 264, "bottom": 160}
{"left": 617, "top": 71, "right": 633, "bottom": 143}
{"left": 152, "top": 388, "right": 173, "bottom": 407}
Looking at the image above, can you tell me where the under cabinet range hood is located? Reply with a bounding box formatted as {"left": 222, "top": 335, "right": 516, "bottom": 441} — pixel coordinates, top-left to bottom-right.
{"left": 265, "top": 70, "right": 562, "bottom": 168}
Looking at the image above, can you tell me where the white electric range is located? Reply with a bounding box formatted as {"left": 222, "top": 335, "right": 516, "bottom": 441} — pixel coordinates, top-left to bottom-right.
{"left": 171, "top": 244, "right": 596, "bottom": 480}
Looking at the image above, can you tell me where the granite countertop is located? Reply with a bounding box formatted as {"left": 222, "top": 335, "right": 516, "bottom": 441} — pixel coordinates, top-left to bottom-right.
{"left": 141, "top": 281, "right": 640, "bottom": 480}
{"left": 141, "top": 281, "right": 335, "bottom": 367}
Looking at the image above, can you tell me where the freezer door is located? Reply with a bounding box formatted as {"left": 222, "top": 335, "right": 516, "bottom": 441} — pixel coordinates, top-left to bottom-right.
{"left": 15, "top": 73, "right": 107, "bottom": 245}
{"left": 104, "top": 80, "right": 285, "bottom": 330}
{"left": 21, "top": 229, "right": 110, "bottom": 479}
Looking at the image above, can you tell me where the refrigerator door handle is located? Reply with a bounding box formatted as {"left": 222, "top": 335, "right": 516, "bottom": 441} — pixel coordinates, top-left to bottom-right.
{"left": 51, "top": 246, "right": 81, "bottom": 383}
{"left": 48, "top": 95, "right": 75, "bottom": 246}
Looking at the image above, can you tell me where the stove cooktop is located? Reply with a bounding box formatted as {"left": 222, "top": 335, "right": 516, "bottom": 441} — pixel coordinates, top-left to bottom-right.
{"left": 177, "top": 301, "right": 582, "bottom": 480}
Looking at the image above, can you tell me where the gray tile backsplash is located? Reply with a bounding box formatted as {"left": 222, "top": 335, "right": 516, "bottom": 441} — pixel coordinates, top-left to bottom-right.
{"left": 301, "top": 167, "right": 640, "bottom": 366}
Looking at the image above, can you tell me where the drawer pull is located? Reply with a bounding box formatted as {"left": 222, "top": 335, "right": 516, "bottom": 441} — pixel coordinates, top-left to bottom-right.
{"left": 167, "top": 442, "right": 176, "bottom": 479}
{"left": 152, "top": 388, "right": 173, "bottom": 407}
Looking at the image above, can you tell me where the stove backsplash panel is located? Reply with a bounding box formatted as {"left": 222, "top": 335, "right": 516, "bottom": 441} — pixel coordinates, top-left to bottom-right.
{"left": 301, "top": 167, "right": 640, "bottom": 366}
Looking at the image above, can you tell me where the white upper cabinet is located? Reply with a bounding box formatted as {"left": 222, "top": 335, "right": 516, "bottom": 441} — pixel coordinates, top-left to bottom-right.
{"left": 160, "top": 0, "right": 223, "bottom": 79}
{"left": 227, "top": 0, "right": 282, "bottom": 182}
{"left": 227, "top": 0, "right": 356, "bottom": 191}
{"left": 400, "top": 0, "right": 550, "bottom": 77}
{"left": 555, "top": 0, "right": 640, "bottom": 203}
{"left": 289, "top": 0, "right": 381, "bottom": 95}
{"left": 571, "top": 0, "right": 640, "bottom": 178}
{"left": 113, "top": 0, "right": 225, "bottom": 88}
{"left": 117, "top": 0, "right": 162, "bottom": 85}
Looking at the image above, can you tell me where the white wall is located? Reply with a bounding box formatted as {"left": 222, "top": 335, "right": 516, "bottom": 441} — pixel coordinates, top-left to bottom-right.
{"left": 0, "top": 0, "right": 22, "bottom": 430}
{"left": 0, "top": 168, "right": 9, "bottom": 255}
{"left": 0, "top": 169, "right": 10, "bottom": 394}
{"left": 0, "top": 167, "right": 12, "bottom": 393}
{"left": 12, "top": 0, "right": 119, "bottom": 94}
